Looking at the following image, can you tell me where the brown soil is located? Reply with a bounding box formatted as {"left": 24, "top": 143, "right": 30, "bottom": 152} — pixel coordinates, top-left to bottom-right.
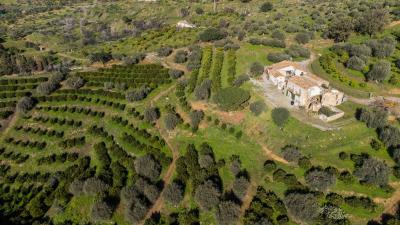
{"left": 388, "top": 88, "right": 400, "bottom": 95}
{"left": 191, "top": 101, "right": 246, "bottom": 125}
{"left": 387, "top": 20, "right": 400, "bottom": 28}
{"left": 373, "top": 182, "right": 400, "bottom": 216}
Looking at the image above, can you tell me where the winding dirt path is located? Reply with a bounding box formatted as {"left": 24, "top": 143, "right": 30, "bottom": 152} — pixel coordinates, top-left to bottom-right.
{"left": 139, "top": 83, "right": 179, "bottom": 224}
{"left": 237, "top": 181, "right": 257, "bottom": 225}
{"left": 139, "top": 122, "right": 178, "bottom": 225}
{"left": 373, "top": 182, "right": 400, "bottom": 216}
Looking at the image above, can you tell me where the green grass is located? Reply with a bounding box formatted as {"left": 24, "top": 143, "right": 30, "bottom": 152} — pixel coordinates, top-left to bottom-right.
{"left": 236, "top": 43, "right": 276, "bottom": 75}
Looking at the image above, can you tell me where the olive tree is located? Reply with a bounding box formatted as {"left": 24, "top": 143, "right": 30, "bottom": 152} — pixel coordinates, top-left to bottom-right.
{"left": 65, "top": 76, "right": 85, "bottom": 89}
{"left": 354, "top": 157, "right": 389, "bottom": 186}
{"left": 16, "top": 96, "right": 35, "bottom": 113}
{"left": 216, "top": 201, "right": 240, "bottom": 225}
{"left": 194, "top": 180, "right": 221, "bottom": 210}
{"left": 367, "top": 60, "right": 391, "bottom": 82}
{"left": 91, "top": 199, "right": 113, "bottom": 221}
{"left": 134, "top": 154, "right": 161, "bottom": 181}
{"left": 250, "top": 100, "right": 266, "bottom": 116}
{"left": 284, "top": 192, "right": 319, "bottom": 223}
{"left": 305, "top": 167, "right": 336, "bottom": 192}
{"left": 163, "top": 181, "right": 184, "bottom": 206}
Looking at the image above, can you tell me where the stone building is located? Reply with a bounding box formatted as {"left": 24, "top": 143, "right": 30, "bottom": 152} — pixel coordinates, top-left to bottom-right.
{"left": 264, "top": 60, "right": 345, "bottom": 112}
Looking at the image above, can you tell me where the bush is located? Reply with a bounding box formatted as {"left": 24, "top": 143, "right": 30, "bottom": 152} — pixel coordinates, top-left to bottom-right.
{"left": 157, "top": 46, "right": 173, "bottom": 57}
{"left": 250, "top": 100, "right": 266, "bottom": 116}
{"left": 271, "top": 30, "right": 285, "bottom": 40}
{"left": 370, "top": 139, "right": 382, "bottom": 151}
{"left": 295, "top": 33, "right": 311, "bottom": 44}
{"left": 214, "top": 87, "right": 250, "bottom": 111}
{"left": 249, "top": 62, "right": 264, "bottom": 77}
{"left": 281, "top": 145, "right": 302, "bottom": 163}
{"left": 346, "top": 56, "right": 366, "bottom": 71}
{"left": 169, "top": 69, "right": 184, "bottom": 79}
{"left": 233, "top": 74, "right": 250, "bottom": 87}
{"left": 163, "top": 181, "right": 184, "bottom": 206}
{"left": 199, "top": 28, "right": 227, "bottom": 42}
{"left": 267, "top": 52, "right": 291, "bottom": 63}
{"left": 195, "top": 180, "right": 221, "bottom": 210}
{"left": 264, "top": 160, "right": 277, "bottom": 172}
{"left": 260, "top": 2, "right": 273, "bottom": 12}
{"left": 174, "top": 50, "right": 188, "bottom": 63}
{"left": 16, "top": 96, "right": 35, "bottom": 113}
{"left": 271, "top": 107, "right": 290, "bottom": 127}
{"left": 367, "top": 60, "right": 391, "bottom": 82}
{"left": 298, "top": 157, "right": 312, "bottom": 170}
{"left": 286, "top": 45, "right": 310, "bottom": 59}
{"left": 135, "top": 154, "right": 161, "bottom": 181}
{"left": 284, "top": 192, "right": 319, "bottom": 223}
{"left": 339, "top": 151, "right": 348, "bottom": 160}
{"left": 126, "top": 85, "right": 152, "bottom": 102}
{"left": 65, "top": 76, "right": 85, "bottom": 89}
{"left": 305, "top": 167, "right": 336, "bottom": 192}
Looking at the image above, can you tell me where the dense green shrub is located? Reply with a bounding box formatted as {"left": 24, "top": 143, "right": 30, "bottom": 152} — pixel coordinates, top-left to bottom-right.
{"left": 367, "top": 60, "right": 391, "bottom": 82}
{"left": 65, "top": 76, "right": 85, "bottom": 89}
{"left": 267, "top": 52, "right": 291, "bottom": 63}
{"left": 16, "top": 96, "right": 35, "bottom": 113}
{"left": 356, "top": 107, "right": 387, "bottom": 129}
{"left": 211, "top": 48, "right": 224, "bottom": 91}
{"left": 305, "top": 167, "right": 336, "bottom": 192}
{"left": 249, "top": 62, "right": 264, "bottom": 77}
{"left": 346, "top": 56, "right": 366, "bottom": 71}
{"left": 214, "top": 87, "right": 250, "bottom": 111}
{"left": 295, "top": 32, "right": 311, "bottom": 44}
{"left": 271, "top": 107, "right": 290, "bottom": 127}
{"left": 250, "top": 100, "right": 266, "bottom": 116}
{"left": 225, "top": 50, "right": 237, "bottom": 85}
{"left": 286, "top": 45, "right": 310, "bottom": 59}
{"left": 281, "top": 145, "right": 302, "bottom": 163}
{"left": 284, "top": 192, "right": 319, "bottom": 223}
{"left": 260, "top": 2, "right": 273, "bottom": 12}
{"left": 198, "top": 28, "right": 227, "bottom": 42}
{"left": 157, "top": 46, "right": 173, "bottom": 57}
{"left": 174, "top": 50, "right": 188, "bottom": 63}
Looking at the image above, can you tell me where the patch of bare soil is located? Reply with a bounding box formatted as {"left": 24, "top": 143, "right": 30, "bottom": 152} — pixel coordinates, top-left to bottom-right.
{"left": 191, "top": 101, "right": 246, "bottom": 125}
{"left": 388, "top": 88, "right": 400, "bottom": 95}
{"left": 373, "top": 182, "right": 400, "bottom": 216}
{"left": 387, "top": 20, "right": 400, "bottom": 28}
{"left": 89, "top": 60, "right": 122, "bottom": 68}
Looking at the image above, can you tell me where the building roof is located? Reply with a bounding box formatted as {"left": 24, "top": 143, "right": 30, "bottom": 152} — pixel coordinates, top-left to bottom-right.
{"left": 288, "top": 76, "right": 319, "bottom": 89}
{"left": 269, "top": 60, "right": 328, "bottom": 85}
{"left": 270, "top": 70, "right": 285, "bottom": 78}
